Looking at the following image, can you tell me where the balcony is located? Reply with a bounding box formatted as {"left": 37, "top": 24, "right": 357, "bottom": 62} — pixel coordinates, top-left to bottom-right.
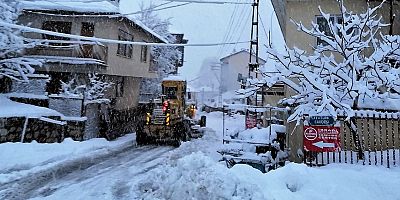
{"left": 25, "top": 42, "right": 108, "bottom": 69}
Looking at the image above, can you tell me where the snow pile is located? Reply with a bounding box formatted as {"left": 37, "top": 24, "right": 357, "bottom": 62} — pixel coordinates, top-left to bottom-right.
{"left": 0, "top": 96, "right": 62, "bottom": 118}
{"left": 136, "top": 152, "right": 265, "bottom": 200}
{"left": 256, "top": 163, "right": 400, "bottom": 200}
{"left": 138, "top": 152, "right": 400, "bottom": 200}
{"left": 0, "top": 134, "right": 134, "bottom": 184}
{"left": 237, "top": 125, "right": 286, "bottom": 143}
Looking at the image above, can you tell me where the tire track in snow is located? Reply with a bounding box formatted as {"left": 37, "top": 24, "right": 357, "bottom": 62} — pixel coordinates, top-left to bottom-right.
{"left": 0, "top": 144, "right": 173, "bottom": 200}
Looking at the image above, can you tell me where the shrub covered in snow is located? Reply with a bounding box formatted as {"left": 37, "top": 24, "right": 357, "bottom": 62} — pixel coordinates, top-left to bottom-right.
{"left": 137, "top": 2, "right": 182, "bottom": 96}
{"left": 59, "top": 73, "right": 112, "bottom": 104}
{"left": 243, "top": 2, "right": 400, "bottom": 124}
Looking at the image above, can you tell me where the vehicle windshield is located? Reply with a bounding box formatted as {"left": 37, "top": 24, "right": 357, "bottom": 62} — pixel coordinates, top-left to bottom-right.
{"left": 163, "top": 87, "right": 177, "bottom": 99}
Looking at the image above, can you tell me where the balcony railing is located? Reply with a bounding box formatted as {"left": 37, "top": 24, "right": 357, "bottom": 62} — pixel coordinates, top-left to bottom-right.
{"left": 25, "top": 42, "right": 108, "bottom": 65}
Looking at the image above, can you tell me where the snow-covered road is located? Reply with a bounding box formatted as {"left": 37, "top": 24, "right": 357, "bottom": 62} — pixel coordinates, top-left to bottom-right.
{"left": 1, "top": 112, "right": 399, "bottom": 200}
{"left": 0, "top": 145, "right": 174, "bottom": 199}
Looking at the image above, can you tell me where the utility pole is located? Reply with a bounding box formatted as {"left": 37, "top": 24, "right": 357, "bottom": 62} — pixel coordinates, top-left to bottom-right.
{"left": 248, "top": 0, "right": 260, "bottom": 106}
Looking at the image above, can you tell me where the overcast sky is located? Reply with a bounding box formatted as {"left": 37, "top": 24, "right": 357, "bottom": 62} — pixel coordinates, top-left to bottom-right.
{"left": 120, "top": 0, "right": 285, "bottom": 81}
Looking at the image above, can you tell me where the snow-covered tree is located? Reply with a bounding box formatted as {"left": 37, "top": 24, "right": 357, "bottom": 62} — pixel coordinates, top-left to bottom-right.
{"left": 60, "top": 78, "right": 86, "bottom": 98}
{"left": 246, "top": 2, "right": 400, "bottom": 125}
{"left": 0, "top": 1, "right": 41, "bottom": 82}
{"left": 137, "top": 1, "right": 182, "bottom": 96}
{"left": 60, "top": 74, "right": 113, "bottom": 105}
{"left": 85, "top": 73, "right": 113, "bottom": 104}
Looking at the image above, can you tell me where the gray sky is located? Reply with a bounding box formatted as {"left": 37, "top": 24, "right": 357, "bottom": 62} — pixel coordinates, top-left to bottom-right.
{"left": 120, "top": 0, "right": 285, "bottom": 81}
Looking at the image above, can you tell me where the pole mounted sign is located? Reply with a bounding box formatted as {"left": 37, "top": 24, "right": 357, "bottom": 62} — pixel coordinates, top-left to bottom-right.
{"left": 309, "top": 116, "right": 335, "bottom": 126}
{"left": 303, "top": 126, "right": 341, "bottom": 152}
{"left": 304, "top": 115, "right": 341, "bottom": 152}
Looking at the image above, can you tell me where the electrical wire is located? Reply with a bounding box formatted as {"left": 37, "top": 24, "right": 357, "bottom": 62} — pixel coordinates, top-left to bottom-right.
{"left": 164, "top": 0, "right": 252, "bottom": 4}
{"left": 1, "top": 21, "right": 250, "bottom": 47}
{"left": 217, "top": 0, "right": 241, "bottom": 57}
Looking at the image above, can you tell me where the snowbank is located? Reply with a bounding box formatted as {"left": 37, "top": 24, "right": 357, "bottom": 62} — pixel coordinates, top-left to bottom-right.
{"left": 136, "top": 111, "right": 400, "bottom": 200}
{"left": 0, "top": 134, "right": 134, "bottom": 184}
{"left": 237, "top": 125, "right": 286, "bottom": 143}
{"left": 137, "top": 152, "right": 400, "bottom": 200}
{"left": 0, "top": 96, "right": 62, "bottom": 118}
{"left": 136, "top": 152, "right": 265, "bottom": 200}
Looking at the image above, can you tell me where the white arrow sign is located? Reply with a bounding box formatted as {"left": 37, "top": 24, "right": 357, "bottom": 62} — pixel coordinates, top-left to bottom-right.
{"left": 313, "top": 141, "right": 335, "bottom": 149}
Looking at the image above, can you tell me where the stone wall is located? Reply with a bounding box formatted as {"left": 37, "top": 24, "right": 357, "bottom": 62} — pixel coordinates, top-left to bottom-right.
{"left": 108, "top": 107, "right": 139, "bottom": 139}
{"left": 49, "top": 95, "right": 84, "bottom": 117}
{"left": 10, "top": 75, "right": 49, "bottom": 95}
{"left": 0, "top": 117, "right": 86, "bottom": 144}
{"left": 65, "top": 119, "right": 86, "bottom": 141}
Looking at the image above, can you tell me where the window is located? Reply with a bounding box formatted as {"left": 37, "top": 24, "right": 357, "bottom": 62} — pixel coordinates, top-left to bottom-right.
{"left": 140, "top": 45, "right": 148, "bottom": 63}
{"left": 316, "top": 15, "right": 343, "bottom": 46}
{"left": 117, "top": 29, "right": 133, "bottom": 58}
{"left": 42, "top": 21, "right": 72, "bottom": 46}
{"left": 115, "top": 79, "right": 124, "bottom": 97}
{"left": 163, "top": 87, "right": 177, "bottom": 99}
{"left": 266, "top": 85, "right": 285, "bottom": 96}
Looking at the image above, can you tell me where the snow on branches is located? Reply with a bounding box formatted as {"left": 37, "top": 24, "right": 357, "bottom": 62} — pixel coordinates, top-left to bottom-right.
{"left": 137, "top": 1, "right": 182, "bottom": 95}
{"left": 0, "top": 1, "right": 41, "bottom": 82}
{"left": 60, "top": 74, "right": 113, "bottom": 105}
{"left": 253, "top": 2, "right": 400, "bottom": 123}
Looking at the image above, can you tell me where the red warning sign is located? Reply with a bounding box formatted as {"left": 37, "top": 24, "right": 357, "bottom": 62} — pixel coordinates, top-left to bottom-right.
{"left": 303, "top": 126, "right": 341, "bottom": 152}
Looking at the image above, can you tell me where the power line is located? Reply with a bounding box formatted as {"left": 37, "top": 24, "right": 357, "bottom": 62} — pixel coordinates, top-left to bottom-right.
{"left": 217, "top": 0, "right": 241, "bottom": 57}
{"left": 1, "top": 21, "right": 250, "bottom": 47}
{"left": 232, "top": 9, "right": 252, "bottom": 52}
{"left": 164, "top": 0, "right": 252, "bottom": 4}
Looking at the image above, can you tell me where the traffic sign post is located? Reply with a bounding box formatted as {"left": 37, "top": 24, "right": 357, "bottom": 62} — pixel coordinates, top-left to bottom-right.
{"left": 303, "top": 126, "right": 341, "bottom": 152}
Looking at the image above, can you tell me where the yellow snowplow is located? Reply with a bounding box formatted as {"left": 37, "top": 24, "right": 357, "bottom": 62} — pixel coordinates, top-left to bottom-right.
{"left": 136, "top": 77, "right": 205, "bottom": 146}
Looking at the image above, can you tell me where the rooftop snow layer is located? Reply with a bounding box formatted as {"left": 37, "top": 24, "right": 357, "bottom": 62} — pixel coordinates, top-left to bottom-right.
{"left": 20, "top": 0, "right": 169, "bottom": 44}
{"left": 163, "top": 75, "right": 186, "bottom": 81}
{"left": 20, "top": 0, "right": 119, "bottom": 13}
{"left": 0, "top": 96, "right": 62, "bottom": 118}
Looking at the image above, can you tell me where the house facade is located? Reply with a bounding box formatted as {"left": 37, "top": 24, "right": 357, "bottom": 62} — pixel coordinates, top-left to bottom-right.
{"left": 273, "top": 0, "right": 400, "bottom": 52}
{"left": 220, "top": 50, "right": 266, "bottom": 92}
{"left": 1, "top": 0, "right": 168, "bottom": 139}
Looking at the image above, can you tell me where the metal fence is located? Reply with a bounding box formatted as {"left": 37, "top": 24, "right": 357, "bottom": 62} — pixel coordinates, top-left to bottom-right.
{"left": 304, "top": 112, "right": 400, "bottom": 168}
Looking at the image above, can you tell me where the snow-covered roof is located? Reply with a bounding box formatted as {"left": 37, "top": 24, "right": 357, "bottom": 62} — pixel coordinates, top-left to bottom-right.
{"left": 0, "top": 97, "right": 62, "bottom": 118}
{"left": 19, "top": 0, "right": 169, "bottom": 44}
{"left": 20, "top": 0, "right": 119, "bottom": 13}
{"left": 163, "top": 75, "right": 186, "bottom": 82}
{"left": 220, "top": 49, "right": 267, "bottom": 63}
{"left": 125, "top": 16, "right": 169, "bottom": 44}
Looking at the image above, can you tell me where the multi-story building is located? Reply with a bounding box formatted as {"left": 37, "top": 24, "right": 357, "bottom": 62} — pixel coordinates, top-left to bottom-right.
{"left": 220, "top": 50, "right": 266, "bottom": 92}
{"left": 7, "top": 0, "right": 168, "bottom": 138}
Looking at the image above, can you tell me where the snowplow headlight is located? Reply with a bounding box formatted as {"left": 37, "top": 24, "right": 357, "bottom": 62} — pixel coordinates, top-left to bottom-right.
{"left": 166, "top": 113, "right": 170, "bottom": 126}
{"left": 146, "top": 113, "right": 151, "bottom": 125}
